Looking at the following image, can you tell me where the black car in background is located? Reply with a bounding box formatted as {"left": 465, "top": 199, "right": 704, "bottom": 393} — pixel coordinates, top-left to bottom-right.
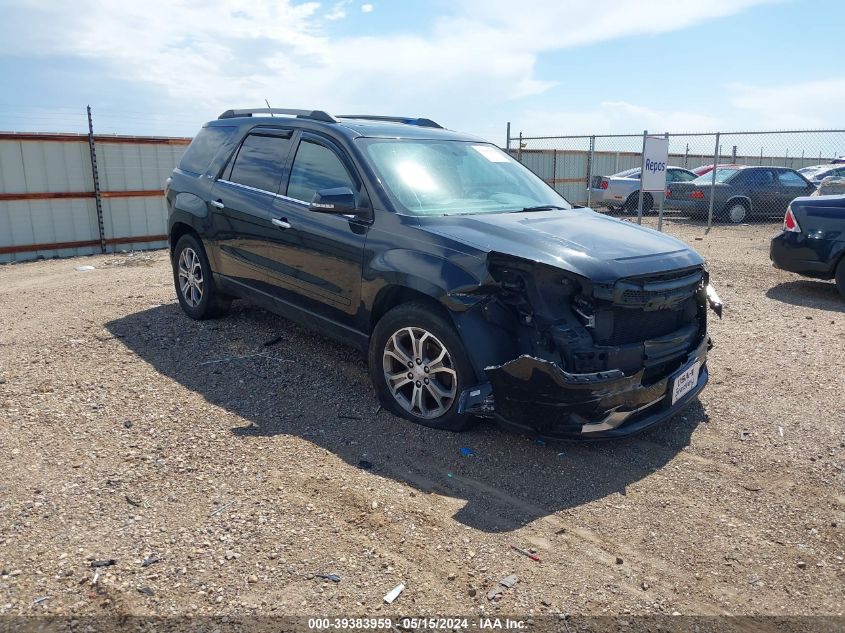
{"left": 666, "top": 166, "right": 816, "bottom": 223}
{"left": 165, "top": 107, "right": 722, "bottom": 439}
{"left": 770, "top": 194, "right": 845, "bottom": 296}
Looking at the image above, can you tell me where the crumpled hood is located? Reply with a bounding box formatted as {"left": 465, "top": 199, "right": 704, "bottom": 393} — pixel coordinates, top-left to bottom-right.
{"left": 416, "top": 208, "right": 704, "bottom": 281}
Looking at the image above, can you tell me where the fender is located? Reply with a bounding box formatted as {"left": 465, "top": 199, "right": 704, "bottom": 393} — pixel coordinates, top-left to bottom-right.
{"left": 827, "top": 240, "right": 845, "bottom": 276}
{"left": 172, "top": 191, "right": 209, "bottom": 218}
{"left": 364, "top": 248, "right": 488, "bottom": 313}
{"left": 724, "top": 195, "right": 752, "bottom": 213}
{"left": 167, "top": 204, "right": 216, "bottom": 266}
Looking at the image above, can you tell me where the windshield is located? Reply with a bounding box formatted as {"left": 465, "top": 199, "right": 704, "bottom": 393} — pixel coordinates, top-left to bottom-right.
{"left": 360, "top": 139, "right": 572, "bottom": 216}
{"left": 692, "top": 168, "right": 740, "bottom": 184}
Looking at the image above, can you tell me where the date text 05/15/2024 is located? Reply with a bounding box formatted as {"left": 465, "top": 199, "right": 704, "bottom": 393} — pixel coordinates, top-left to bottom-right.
{"left": 307, "top": 617, "right": 528, "bottom": 630}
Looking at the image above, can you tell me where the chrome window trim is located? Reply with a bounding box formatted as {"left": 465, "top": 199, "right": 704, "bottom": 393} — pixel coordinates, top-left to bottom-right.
{"left": 217, "top": 178, "right": 309, "bottom": 206}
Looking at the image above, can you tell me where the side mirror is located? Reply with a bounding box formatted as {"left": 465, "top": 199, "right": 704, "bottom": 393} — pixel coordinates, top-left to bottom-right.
{"left": 309, "top": 187, "right": 357, "bottom": 214}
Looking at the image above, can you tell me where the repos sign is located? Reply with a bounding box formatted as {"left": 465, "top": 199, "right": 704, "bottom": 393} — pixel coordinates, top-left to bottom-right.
{"left": 641, "top": 136, "right": 670, "bottom": 192}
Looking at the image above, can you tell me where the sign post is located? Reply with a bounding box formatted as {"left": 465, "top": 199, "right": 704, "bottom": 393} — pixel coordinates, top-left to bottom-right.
{"left": 657, "top": 132, "right": 669, "bottom": 232}
{"left": 638, "top": 134, "right": 670, "bottom": 225}
{"left": 636, "top": 130, "right": 647, "bottom": 225}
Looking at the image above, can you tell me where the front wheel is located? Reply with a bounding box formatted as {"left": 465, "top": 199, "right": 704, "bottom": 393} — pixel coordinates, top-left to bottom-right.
{"left": 368, "top": 302, "right": 475, "bottom": 431}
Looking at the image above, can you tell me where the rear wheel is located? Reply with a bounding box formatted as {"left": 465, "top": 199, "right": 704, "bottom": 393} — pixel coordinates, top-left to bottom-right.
{"left": 172, "top": 233, "right": 231, "bottom": 320}
{"left": 623, "top": 192, "right": 653, "bottom": 215}
{"left": 369, "top": 302, "right": 475, "bottom": 431}
{"left": 835, "top": 257, "right": 845, "bottom": 297}
{"left": 722, "top": 201, "right": 749, "bottom": 224}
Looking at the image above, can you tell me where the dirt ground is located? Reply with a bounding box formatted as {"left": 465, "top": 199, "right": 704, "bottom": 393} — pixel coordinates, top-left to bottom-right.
{"left": 0, "top": 219, "right": 843, "bottom": 623}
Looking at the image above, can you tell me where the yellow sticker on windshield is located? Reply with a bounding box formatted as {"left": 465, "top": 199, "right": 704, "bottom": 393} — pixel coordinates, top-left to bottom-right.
{"left": 472, "top": 145, "right": 509, "bottom": 163}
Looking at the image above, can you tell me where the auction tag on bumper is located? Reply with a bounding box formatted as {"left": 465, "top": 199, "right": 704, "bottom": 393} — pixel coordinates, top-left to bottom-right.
{"left": 671, "top": 361, "right": 700, "bottom": 405}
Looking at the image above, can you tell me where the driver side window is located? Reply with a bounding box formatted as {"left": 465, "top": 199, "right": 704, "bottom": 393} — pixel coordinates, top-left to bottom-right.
{"left": 286, "top": 140, "right": 356, "bottom": 203}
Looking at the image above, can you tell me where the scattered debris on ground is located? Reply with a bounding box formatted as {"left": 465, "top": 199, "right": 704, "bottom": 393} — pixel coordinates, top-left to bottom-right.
{"left": 383, "top": 583, "right": 405, "bottom": 604}
{"left": 1, "top": 226, "right": 843, "bottom": 617}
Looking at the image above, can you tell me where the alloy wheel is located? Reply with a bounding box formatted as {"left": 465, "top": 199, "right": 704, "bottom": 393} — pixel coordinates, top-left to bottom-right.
{"left": 382, "top": 326, "right": 457, "bottom": 419}
{"left": 177, "top": 247, "right": 204, "bottom": 308}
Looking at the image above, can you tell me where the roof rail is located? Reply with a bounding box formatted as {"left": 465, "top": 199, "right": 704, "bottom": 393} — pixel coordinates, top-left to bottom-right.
{"left": 218, "top": 108, "right": 337, "bottom": 123}
{"left": 336, "top": 115, "right": 443, "bottom": 129}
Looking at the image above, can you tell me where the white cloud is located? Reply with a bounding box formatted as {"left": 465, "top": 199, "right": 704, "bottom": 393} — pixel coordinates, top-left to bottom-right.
{"left": 0, "top": 0, "right": 798, "bottom": 136}
{"left": 729, "top": 79, "right": 845, "bottom": 129}
{"left": 515, "top": 101, "right": 723, "bottom": 138}
{"left": 360, "top": 3, "right": 374, "bottom": 13}
{"left": 326, "top": 1, "right": 351, "bottom": 21}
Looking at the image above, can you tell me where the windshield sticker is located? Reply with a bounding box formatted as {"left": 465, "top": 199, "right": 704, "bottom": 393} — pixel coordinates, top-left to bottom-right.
{"left": 472, "top": 145, "right": 509, "bottom": 163}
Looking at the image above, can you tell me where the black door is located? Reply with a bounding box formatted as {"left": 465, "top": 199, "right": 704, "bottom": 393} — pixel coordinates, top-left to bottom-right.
{"left": 741, "top": 169, "right": 779, "bottom": 217}
{"left": 210, "top": 129, "right": 294, "bottom": 291}
{"left": 776, "top": 169, "right": 817, "bottom": 216}
{"left": 260, "top": 133, "right": 370, "bottom": 328}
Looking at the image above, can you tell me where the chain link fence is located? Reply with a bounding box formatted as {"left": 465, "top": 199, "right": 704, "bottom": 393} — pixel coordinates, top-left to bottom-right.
{"left": 507, "top": 128, "right": 845, "bottom": 232}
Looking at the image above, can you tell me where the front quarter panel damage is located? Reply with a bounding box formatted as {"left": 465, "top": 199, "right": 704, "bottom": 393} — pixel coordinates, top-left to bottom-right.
{"left": 449, "top": 251, "right": 717, "bottom": 438}
{"left": 485, "top": 336, "right": 709, "bottom": 438}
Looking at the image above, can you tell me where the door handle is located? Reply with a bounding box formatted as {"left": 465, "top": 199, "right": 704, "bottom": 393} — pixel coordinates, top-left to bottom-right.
{"left": 210, "top": 199, "right": 225, "bottom": 209}
{"left": 271, "top": 218, "right": 292, "bottom": 229}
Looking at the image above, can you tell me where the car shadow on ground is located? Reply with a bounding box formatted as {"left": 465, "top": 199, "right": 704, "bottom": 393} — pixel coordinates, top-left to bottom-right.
{"left": 766, "top": 279, "right": 844, "bottom": 312}
{"left": 107, "top": 303, "right": 708, "bottom": 533}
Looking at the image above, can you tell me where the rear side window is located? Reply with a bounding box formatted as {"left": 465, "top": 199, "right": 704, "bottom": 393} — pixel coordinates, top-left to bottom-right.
{"left": 737, "top": 169, "right": 774, "bottom": 187}
{"left": 778, "top": 170, "right": 810, "bottom": 187}
{"left": 228, "top": 134, "right": 293, "bottom": 193}
{"left": 286, "top": 140, "right": 356, "bottom": 202}
{"left": 178, "top": 126, "right": 237, "bottom": 175}
{"left": 670, "top": 170, "right": 696, "bottom": 182}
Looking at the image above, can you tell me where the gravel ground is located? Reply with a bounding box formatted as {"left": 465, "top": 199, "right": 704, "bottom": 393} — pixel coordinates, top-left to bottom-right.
{"left": 0, "top": 220, "right": 843, "bottom": 622}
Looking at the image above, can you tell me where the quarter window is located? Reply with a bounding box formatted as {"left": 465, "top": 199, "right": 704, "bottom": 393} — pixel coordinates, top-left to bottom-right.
{"left": 228, "top": 134, "right": 292, "bottom": 193}
{"left": 179, "top": 126, "right": 237, "bottom": 175}
{"left": 287, "top": 140, "right": 356, "bottom": 202}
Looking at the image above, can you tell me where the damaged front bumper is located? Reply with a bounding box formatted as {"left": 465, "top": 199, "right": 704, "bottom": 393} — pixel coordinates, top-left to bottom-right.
{"left": 459, "top": 335, "right": 710, "bottom": 440}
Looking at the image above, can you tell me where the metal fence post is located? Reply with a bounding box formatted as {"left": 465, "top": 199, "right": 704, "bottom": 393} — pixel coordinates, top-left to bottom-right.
{"left": 586, "top": 135, "right": 595, "bottom": 208}
{"left": 505, "top": 122, "right": 511, "bottom": 152}
{"left": 657, "top": 132, "right": 668, "bottom": 233}
{"left": 706, "top": 132, "right": 721, "bottom": 230}
{"left": 636, "top": 130, "right": 647, "bottom": 225}
{"left": 86, "top": 105, "right": 107, "bottom": 254}
{"left": 551, "top": 149, "right": 557, "bottom": 190}
{"left": 517, "top": 132, "right": 523, "bottom": 162}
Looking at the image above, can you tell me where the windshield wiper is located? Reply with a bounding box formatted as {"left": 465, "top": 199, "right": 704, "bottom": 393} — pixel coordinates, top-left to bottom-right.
{"left": 516, "top": 205, "right": 568, "bottom": 212}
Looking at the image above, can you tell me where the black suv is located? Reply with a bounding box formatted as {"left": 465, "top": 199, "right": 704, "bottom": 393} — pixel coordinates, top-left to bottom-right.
{"left": 166, "top": 108, "right": 722, "bottom": 439}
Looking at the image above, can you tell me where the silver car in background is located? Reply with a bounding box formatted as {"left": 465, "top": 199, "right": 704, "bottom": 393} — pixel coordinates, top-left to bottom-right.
{"left": 798, "top": 163, "right": 845, "bottom": 185}
{"left": 591, "top": 166, "right": 697, "bottom": 214}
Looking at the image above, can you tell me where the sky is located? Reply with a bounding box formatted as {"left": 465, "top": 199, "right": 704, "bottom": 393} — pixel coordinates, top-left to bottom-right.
{"left": 0, "top": 0, "right": 842, "bottom": 143}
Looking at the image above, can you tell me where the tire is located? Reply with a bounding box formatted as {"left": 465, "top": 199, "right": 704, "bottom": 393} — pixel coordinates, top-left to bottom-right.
{"left": 623, "top": 192, "right": 653, "bottom": 215}
{"left": 836, "top": 257, "right": 845, "bottom": 298}
{"left": 368, "top": 301, "right": 475, "bottom": 431}
{"left": 722, "top": 201, "right": 749, "bottom": 224}
{"left": 172, "top": 233, "right": 231, "bottom": 320}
